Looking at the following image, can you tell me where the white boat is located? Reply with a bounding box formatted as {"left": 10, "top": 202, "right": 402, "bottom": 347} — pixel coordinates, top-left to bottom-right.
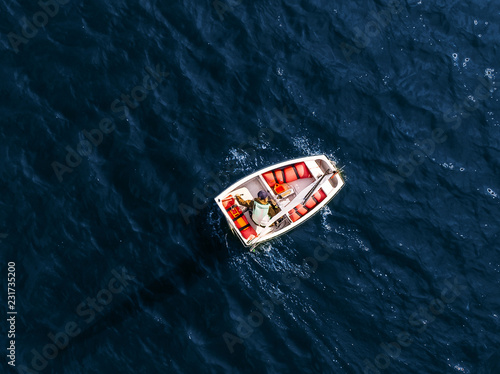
{"left": 214, "top": 155, "right": 345, "bottom": 249}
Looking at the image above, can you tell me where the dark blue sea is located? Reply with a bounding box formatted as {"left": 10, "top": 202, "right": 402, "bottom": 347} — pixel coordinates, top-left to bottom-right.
{"left": 1, "top": 0, "right": 499, "bottom": 373}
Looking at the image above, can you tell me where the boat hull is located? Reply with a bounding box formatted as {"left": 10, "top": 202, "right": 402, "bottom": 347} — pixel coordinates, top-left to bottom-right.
{"left": 214, "top": 155, "right": 345, "bottom": 248}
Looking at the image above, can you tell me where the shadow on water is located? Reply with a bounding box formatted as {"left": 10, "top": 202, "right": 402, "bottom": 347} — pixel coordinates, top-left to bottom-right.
{"left": 35, "top": 207, "right": 236, "bottom": 372}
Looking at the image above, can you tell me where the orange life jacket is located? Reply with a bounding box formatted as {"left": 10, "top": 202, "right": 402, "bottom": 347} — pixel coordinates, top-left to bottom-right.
{"left": 222, "top": 197, "right": 258, "bottom": 240}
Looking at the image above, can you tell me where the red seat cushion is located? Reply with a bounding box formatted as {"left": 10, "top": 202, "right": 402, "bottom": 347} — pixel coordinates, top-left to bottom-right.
{"left": 288, "top": 189, "right": 327, "bottom": 222}
{"left": 263, "top": 170, "right": 284, "bottom": 188}
{"left": 263, "top": 162, "right": 312, "bottom": 188}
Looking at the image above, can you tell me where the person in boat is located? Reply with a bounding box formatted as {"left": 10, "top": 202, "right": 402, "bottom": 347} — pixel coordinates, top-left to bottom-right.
{"left": 235, "top": 190, "right": 280, "bottom": 227}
